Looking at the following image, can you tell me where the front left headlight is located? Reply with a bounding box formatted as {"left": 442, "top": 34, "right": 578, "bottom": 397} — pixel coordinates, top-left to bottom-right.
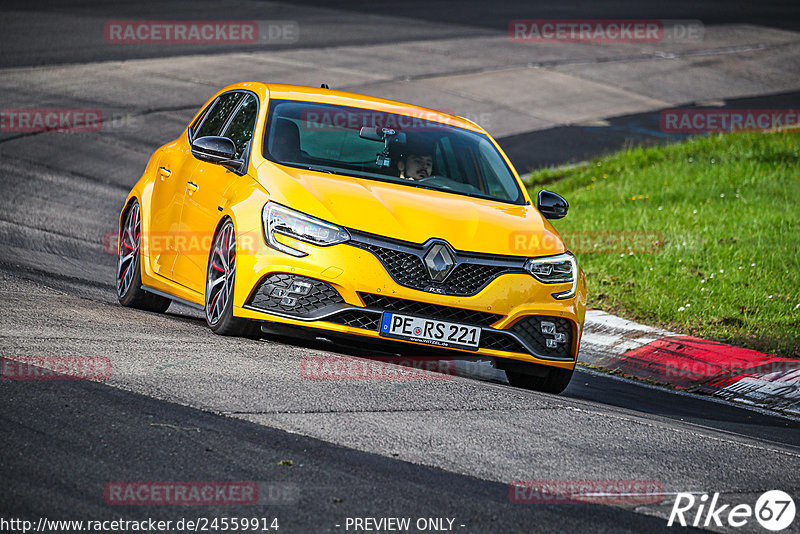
{"left": 262, "top": 202, "right": 350, "bottom": 257}
{"left": 524, "top": 252, "right": 578, "bottom": 300}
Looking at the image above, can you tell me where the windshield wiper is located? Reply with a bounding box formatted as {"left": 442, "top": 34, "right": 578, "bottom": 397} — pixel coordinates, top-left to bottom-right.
{"left": 404, "top": 181, "right": 518, "bottom": 203}
{"left": 285, "top": 163, "right": 521, "bottom": 204}
{"left": 302, "top": 165, "right": 335, "bottom": 174}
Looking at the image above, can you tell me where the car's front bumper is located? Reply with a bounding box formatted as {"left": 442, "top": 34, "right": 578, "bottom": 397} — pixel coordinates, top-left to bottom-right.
{"left": 232, "top": 226, "right": 586, "bottom": 370}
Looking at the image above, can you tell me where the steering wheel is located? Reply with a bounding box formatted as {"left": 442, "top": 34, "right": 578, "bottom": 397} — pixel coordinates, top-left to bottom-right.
{"left": 417, "top": 175, "right": 482, "bottom": 194}
{"left": 416, "top": 175, "right": 452, "bottom": 188}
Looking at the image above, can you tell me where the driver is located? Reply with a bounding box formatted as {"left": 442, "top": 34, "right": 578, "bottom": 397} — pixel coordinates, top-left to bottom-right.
{"left": 398, "top": 151, "right": 433, "bottom": 181}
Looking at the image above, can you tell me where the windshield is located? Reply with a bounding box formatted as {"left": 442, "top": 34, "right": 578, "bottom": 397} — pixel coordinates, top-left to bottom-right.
{"left": 262, "top": 100, "right": 524, "bottom": 204}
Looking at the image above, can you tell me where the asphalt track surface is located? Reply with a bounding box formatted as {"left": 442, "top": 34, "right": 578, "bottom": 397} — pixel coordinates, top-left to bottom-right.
{"left": 1, "top": 2, "right": 800, "bottom": 533}
{"left": 3, "top": 0, "right": 800, "bottom": 67}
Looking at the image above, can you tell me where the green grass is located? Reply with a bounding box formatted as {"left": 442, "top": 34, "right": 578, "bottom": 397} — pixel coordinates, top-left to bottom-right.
{"left": 525, "top": 131, "right": 800, "bottom": 358}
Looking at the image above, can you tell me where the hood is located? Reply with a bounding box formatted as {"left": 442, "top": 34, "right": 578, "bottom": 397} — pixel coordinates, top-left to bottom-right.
{"left": 256, "top": 162, "right": 566, "bottom": 257}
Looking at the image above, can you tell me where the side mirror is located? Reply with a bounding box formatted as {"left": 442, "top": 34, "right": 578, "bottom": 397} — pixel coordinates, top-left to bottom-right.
{"left": 191, "top": 136, "right": 237, "bottom": 164}
{"left": 537, "top": 190, "right": 569, "bottom": 219}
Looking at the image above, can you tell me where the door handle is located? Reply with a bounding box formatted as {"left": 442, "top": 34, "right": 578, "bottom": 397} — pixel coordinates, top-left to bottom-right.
{"left": 186, "top": 181, "right": 199, "bottom": 192}
{"left": 158, "top": 167, "right": 171, "bottom": 177}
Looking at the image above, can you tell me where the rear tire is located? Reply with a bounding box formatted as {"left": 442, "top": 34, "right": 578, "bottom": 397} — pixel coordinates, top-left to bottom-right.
{"left": 117, "top": 199, "right": 171, "bottom": 313}
{"left": 505, "top": 365, "right": 574, "bottom": 394}
{"left": 205, "top": 218, "right": 260, "bottom": 338}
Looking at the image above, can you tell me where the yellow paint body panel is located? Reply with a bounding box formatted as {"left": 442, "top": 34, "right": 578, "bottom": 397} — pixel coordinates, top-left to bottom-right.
{"left": 121, "top": 82, "right": 587, "bottom": 370}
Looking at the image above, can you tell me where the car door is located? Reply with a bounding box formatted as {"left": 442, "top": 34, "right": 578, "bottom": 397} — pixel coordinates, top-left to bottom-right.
{"left": 171, "top": 92, "right": 258, "bottom": 293}
{"left": 148, "top": 142, "right": 196, "bottom": 279}
{"left": 147, "top": 91, "right": 242, "bottom": 282}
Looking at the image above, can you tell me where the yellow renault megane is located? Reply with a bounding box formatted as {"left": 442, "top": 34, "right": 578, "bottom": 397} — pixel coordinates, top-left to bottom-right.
{"left": 117, "top": 82, "right": 587, "bottom": 393}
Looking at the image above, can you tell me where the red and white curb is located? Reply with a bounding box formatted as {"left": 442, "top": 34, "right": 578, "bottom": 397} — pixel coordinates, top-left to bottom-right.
{"left": 579, "top": 310, "right": 800, "bottom": 416}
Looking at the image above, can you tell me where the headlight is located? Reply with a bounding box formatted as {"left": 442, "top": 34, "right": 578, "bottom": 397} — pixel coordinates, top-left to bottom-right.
{"left": 524, "top": 252, "right": 577, "bottom": 299}
{"left": 262, "top": 202, "right": 350, "bottom": 257}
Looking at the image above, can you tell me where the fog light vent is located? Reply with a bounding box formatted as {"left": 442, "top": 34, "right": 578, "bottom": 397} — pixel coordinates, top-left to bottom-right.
{"left": 248, "top": 273, "right": 345, "bottom": 318}
{"left": 511, "top": 316, "right": 573, "bottom": 359}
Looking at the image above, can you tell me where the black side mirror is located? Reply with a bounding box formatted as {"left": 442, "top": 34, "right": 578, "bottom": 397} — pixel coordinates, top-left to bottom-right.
{"left": 537, "top": 190, "right": 569, "bottom": 219}
{"left": 192, "top": 136, "right": 236, "bottom": 163}
{"left": 191, "top": 136, "right": 245, "bottom": 173}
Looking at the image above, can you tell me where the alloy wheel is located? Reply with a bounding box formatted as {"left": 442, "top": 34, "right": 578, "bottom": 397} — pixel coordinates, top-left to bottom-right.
{"left": 117, "top": 201, "right": 140, "bottom": 298}
{"left": 206, "top": 221, "right": 236, "bottom": 326}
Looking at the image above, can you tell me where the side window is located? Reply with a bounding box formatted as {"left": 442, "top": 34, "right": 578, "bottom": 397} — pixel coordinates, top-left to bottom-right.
{"left": 189, "top": 105, "right": 210, "bottom": 138}
{"left": 194, "top": 92, "right": 243, "bottom": 139}
{"left": 221, "top": 94, "right": 258, "bottom": 160}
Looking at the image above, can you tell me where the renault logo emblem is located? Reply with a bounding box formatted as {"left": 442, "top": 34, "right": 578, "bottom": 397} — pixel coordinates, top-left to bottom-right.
{"left": 423, "top": 242, "right": 456, "bottom": 282}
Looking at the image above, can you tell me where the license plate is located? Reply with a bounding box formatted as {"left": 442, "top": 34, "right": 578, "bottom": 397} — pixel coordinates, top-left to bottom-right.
{"left": 379, "top": 312, "right": 481, "bottom": 351}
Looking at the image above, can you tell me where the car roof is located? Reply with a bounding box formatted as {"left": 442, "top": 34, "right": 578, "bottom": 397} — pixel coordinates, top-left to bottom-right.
{"left": 232, "top": 82, "right": 485, "bottom": 133}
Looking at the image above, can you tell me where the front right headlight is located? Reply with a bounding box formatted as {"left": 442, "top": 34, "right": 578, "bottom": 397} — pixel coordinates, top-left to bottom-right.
{"left": 524, "top": 252, "right": 577, "bottom": 300}
{"left": 262, "top": 202, "right": 350, "bottom": 258}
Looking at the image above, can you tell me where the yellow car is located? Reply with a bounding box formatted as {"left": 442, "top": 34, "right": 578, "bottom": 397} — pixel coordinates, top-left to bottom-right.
{"left": 117, "top": 82, "right": 587, "bottom": 393}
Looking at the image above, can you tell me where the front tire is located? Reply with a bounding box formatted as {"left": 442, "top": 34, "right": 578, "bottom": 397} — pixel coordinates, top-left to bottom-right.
{"left": 116, "top": 199, "right": 171, "bottom": 313}
{"left": 205, "top": 219, "right": 260, "bottom": 337}
{"left": 505, "top": 365, "right": 574, "bottom": 394}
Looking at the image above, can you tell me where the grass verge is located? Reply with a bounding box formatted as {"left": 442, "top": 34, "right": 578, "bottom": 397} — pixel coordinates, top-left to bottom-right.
{"left": 525, "top": 130, "right": 800, "bottom": 357}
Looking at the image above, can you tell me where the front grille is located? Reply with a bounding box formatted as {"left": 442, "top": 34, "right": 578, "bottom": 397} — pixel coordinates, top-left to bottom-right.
{"left": 326, "top": 310, "right": 381, "bottom": 330}
{"left": 247, "top": 274, "right": 345, "bottom": 318}
{"left": 510, "top": 316, "right": 573, "bottom": 359}
{"left": 359, "top": 293, "right": 502, "bottom": 328}
{"left": 348, "top": 231, "right": 527, "bottom": 297}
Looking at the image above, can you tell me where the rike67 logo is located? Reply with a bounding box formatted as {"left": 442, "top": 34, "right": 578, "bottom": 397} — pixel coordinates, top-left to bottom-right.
{"left": 668, "top": 490, "right": 795, "bottom": 531}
